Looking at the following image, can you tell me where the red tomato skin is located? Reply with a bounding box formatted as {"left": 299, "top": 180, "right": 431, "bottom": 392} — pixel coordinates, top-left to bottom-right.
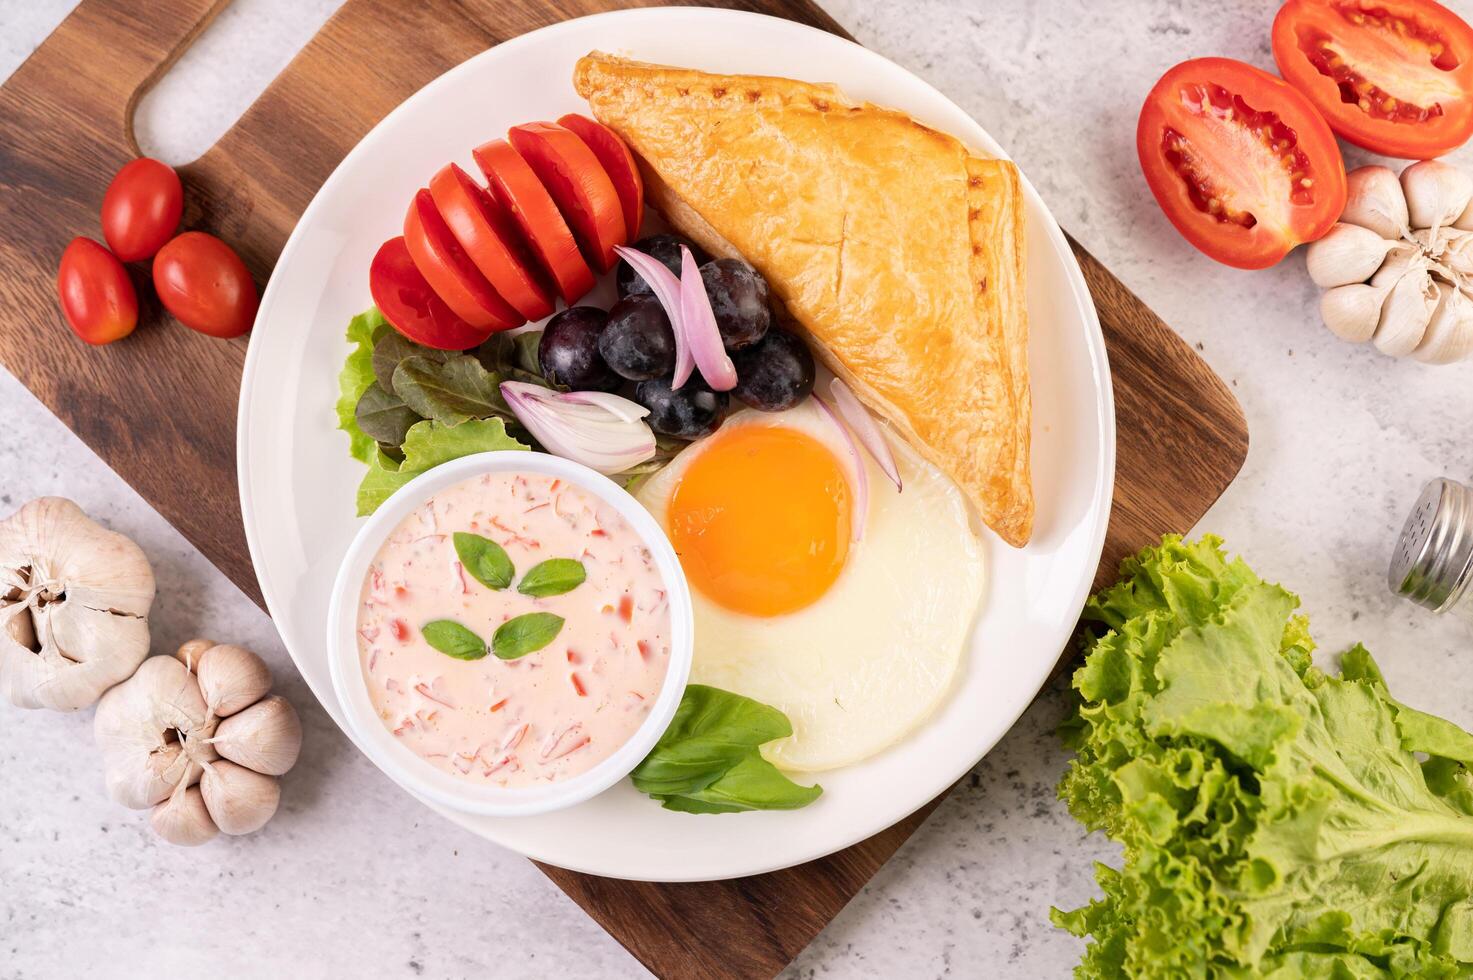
{"left": 370, "top": 237, "right": 493, "bottom": 351}
{"left": 152, "top": 232, "right": 259, "bottom": 338}
{"left": 1272, "top": 0, "right": 1473, "bottom": 158}
{"left": 101, "top": 158, "right": 184, "bottom": 262}
{"left": 57, "top": 237, "right": 138, "bottom": 345}
{"left": 509, "top": 122, "right": 627, "bottom": 272}
{"left": 403, "top": 189, "right": 523, "bottom": 331}
{"left": 558, "top": 113, "right": 645, "bottom": 239}
{"left": 473, "top": 139, "right": 596, "bottom": 304}
{"left": 1137, "top": 57, "right": 1347, "bottom": 270}
{"left": 429, "top": 163, "right": 556, "bottom": 322}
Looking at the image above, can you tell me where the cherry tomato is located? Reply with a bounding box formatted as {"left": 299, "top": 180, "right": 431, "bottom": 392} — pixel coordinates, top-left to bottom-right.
{"left": 428, "top": 163, "right": 555, "bottom": 322}
{"left": 510, "top": 121, "right": 627, "bottom": 272}
{"left": 370, "top": 236, "right": 493, "bottom": 350}
{"left": 1273, "top": 0, "right": 1473, "bottom": 158}
{"left": 473, "top": 138, "right": 596, "bottom": 303}
{"left": 404, "top": 189, "right": 523, "bottom": 331}
{"left": 101, "top": 158, "right": 183, "bottom": 262}
{"left": 1137, "top": 58, "right": 1347, "bottom": 270}
{"left": 56, "top": 237, "right": 137, "bottom": 345}
{"left": 152, "top": 232, "right": 259, "bottom": 338}
{"left": 558, "top": 113, "right": 644, "bottom": 240}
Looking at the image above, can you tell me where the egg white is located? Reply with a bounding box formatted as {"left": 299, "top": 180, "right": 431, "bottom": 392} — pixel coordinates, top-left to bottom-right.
{"left": 637, "top": 402, "right": 985, "bottom": 772}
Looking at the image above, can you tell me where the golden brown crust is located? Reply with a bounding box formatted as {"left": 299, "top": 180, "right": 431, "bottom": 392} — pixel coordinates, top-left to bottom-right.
{"left": 575, "top": 53, "right": 1032, "bottom": 546}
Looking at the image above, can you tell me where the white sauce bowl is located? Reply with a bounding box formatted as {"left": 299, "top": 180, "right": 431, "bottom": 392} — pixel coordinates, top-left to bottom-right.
{"left": 326, "top": 450, "right": 694, "bottom": 817}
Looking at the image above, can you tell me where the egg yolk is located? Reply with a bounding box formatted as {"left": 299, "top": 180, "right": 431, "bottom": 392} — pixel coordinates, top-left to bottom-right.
{"left": 667, "top": 424, "right": 851, "bottom": 617}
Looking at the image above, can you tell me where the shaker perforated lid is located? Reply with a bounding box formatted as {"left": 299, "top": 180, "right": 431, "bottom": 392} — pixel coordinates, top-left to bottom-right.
{"left": 1389, "top": 478, "right": 1473, "bottom": 613}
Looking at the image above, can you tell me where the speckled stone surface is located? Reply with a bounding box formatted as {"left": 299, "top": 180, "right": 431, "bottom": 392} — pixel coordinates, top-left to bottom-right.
{"left": 4, "top": 0, "right": 1473, "bottom": 976}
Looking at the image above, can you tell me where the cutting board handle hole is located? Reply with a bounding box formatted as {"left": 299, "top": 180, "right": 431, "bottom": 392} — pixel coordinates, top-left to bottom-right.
{"left": 133, "top": 0, "right": 337, "bottom": 164}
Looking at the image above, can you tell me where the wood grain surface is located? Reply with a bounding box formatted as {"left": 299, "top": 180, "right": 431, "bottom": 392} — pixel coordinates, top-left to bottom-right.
{"left": 0, "top": 1, "right": 1248, "bottom": 977}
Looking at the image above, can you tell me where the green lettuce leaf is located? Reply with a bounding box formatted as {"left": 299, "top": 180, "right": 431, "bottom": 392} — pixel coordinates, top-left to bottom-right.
{"left": 355, "top": 417, "right": 528, "bottom": 516}
{"left": 1055, "top": 535, "right": 1473, "bottom": 978}
{"left": 337, "top": 307, "right": 390, "bottom": 464}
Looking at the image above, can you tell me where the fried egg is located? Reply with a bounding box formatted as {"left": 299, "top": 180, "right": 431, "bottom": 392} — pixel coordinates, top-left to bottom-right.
{"left": 637, "top": 402, "right": 985, "bottom": 771}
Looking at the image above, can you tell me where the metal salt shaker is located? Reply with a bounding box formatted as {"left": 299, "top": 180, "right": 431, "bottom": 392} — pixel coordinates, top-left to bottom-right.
{"left": 1390, "top": 477, "right": 1473, "bottom": 619}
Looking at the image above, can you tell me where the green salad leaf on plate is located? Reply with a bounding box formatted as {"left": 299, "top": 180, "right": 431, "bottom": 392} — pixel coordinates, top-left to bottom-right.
{"left": 632, "top": 685, "right": 822, "bottom": 814}
{"left": 1056, "top": 535, "right": 1473, "bottom": 978}
{"left": 336, "top": 307, "right": 390, "bottom": 465}
{"left": 356, "top": 417, "right": 527, "bottom": 516}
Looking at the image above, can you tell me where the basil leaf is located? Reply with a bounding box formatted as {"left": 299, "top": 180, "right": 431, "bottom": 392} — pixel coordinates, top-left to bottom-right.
{"left": 372, "top": 331, "right": 453, "bottom": 392}
{"left": 454, "top": 531, "right": 514, "bottom": 590}
{"left": 354, "top": 382, "right": 421, "bottom": 447}
{"left": 492, "top": 612, "right": 564, "bottom": 660}
{"left": 422, "top": 620, "right": 487, "bottom": 660}
{"left": 630, "top": 685, "right": 821, "bottom": 813}
{"left": 517, "top": 558, "right": 587, "bottom": 598}
{"left": 392, "top": 354, "right": 511, "bottom": 426}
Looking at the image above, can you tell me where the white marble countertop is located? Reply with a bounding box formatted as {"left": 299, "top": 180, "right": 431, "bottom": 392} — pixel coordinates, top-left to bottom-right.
{"left": 4, "top": 0, "right": 1473, "bottom": 976}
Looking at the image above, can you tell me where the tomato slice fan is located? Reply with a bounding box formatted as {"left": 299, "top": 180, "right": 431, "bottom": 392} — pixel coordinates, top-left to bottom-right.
{"left": 403, "top": 188, "right": 523, "bottom": 331}
{"left": 1137, "top": 57, "right": 1347, "bottom": 270}
{"left": 557, "top": 113, "right": 645, "bottom": 240}
{"left": 474, "top": 139, "right": 596, "bottom": 303}
{"left": 370, "top": 236, "right": 493, "bottom": 351}
{"left": 430, "top": 163, "right": 556, "bottom": 322}
{"left": 508, "top": 122, "right": 628, "bottom": 273}
{"left": 1273, "top": 0, "right": 1473, "bottom": 158}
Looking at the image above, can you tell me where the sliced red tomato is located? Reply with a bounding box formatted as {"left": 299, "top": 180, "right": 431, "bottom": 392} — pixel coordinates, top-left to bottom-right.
{"left": 1273, "top": 0, "right": 1473, "bottom": 158}
{"left": 1137, "top": 58, "right": 1348, "bottom": 270}
{"left": 429, "top": 163, "right": 556, "bottom": 322}
{"left": 508, "top": 122, "right": 627, "bottom": 273}
{"left": 370, "top": 237, "right": 492, "bottom": 350}
{"left": 403, "top": 189, "right": 523, "bottom": 331}
{"left": 57, "top": 237, "right": 137, "bottom": 345}
{"left": 557, "top": 113, "right": 644, "bottom": 240}
{"left": 473, "top": 139, "right": 595, "bottom": 303}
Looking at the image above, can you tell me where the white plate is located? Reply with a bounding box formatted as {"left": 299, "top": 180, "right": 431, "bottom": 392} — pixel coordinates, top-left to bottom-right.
{"left": 238, "top": 7, "right": 1114, "bottom": 882}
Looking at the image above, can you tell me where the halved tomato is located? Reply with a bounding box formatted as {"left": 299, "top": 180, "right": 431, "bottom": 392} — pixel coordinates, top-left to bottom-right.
{"left": 1137, "top": 57, "right": 1347, "bottom": 270}
{"left": 557, "top": 113, "right": 644, "bottom": 240}
{"left": 403, "top": 189, "right": 523, "bottom": 331}
{"left": 370, "top": 236, "right": 492, "bottom": 350}
{"left": 1273, "top": 0, "right": 1473, "bottom": 158}
{"left": 508, "top": 122, "right": 627, "bottom": 272}
{"left": 430, "top": 163, "right": 556, "bottom": 322}
{"left": 474, "top": 139, "right": 595, "bottom": 303}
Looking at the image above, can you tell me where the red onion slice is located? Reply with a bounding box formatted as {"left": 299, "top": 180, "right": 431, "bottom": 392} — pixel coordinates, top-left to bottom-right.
{"left": 678, "top": 245, "right": 738, "bottom": 391}
{"left": 813, "top": 395, "right": 868, "bottom": 543}
{"left": 613, "top": 244, "right": 691, "bottom": 387}
{"left": 501, "top": 381, "right": 656, "bottom": 475}
{"left": 829, "top": 378, "right": 901, "bottom": 492}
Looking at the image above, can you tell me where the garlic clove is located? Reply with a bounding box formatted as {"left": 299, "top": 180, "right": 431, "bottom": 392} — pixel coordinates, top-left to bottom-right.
{"left": 174, "top": 638, "right": 215, "bottom": 673}
{"left": 1413, "top": 283, "right": 1473, "bottom": 364}
{"left": 1370, "top": 245, "right": 1423, "bottom": 287}
{"left": 1343, "top": 165, "right": 1409, "bottom": 240}
{"left": 151, "top": 785, "right": 218, "bottom": 846}
{"left": 1373, "top": 265, "right": 1438, "bottom": 357}
{"left": 212, "top": 694, "right": 302, "bottom": 776}
{"left": 1435, "top": 229, "right": 1473, "bottom": 279}
{"left": 0, "top": 497, "right": 155, "bottom": 711}
{"left": 1401, "top": 159, "right": 1473, "bottom": 236}
{"left": 1455, "top": 196, "right": 1473, "bottom": 232}
{"left": 1305, "top": 222, "right": 1400, "bottom": 288}
{"left": 196, "top": 644, "right": 272, "bottom": 718}
{"left": 1320, "top": 283, "right": 1389, "bottom": 343}
{"left": 94, "top": 655, "right": 217, "bottom": 808}
{"left": 200, "top": 759, "right": 281, "bottom": 835}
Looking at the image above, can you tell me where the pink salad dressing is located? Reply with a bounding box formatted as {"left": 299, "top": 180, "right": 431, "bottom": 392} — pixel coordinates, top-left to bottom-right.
{"left": 357, "top": 472, "right": 672, "bottom": 787}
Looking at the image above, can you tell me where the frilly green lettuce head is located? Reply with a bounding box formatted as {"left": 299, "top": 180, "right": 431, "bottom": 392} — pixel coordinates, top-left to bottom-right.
{"left": 1056, "top": 535, "right": 1473, "bottom": 978}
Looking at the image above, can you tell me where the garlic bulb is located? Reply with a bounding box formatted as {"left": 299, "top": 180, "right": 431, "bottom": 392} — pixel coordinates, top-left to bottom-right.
{"left": 200, "top": 759, "right": 280, "bottom": 835}
{"left": 210, "top": 695, "right": 302, "bottom": 775}
{"left": 151, "top": 785, "right": 218, "bottom": 847}
{"left": 95, "top": 644, "right": 302, "bottom": 845}
{"left": 0, "top": 498, "right": 154, "bottom": 711}
{"left": 1308, "top": 160, "right": 1473, "bottom": 364}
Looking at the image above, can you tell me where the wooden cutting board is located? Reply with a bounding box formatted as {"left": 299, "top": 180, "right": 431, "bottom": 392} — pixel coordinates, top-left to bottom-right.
{"left": 0, "top": 0, "right": 1248, "bottom": 976}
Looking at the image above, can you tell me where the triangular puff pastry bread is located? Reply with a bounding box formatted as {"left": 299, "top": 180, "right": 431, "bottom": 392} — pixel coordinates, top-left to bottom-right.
{"left": 575, "top": 53, "right": 1032, "bottom": 546}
